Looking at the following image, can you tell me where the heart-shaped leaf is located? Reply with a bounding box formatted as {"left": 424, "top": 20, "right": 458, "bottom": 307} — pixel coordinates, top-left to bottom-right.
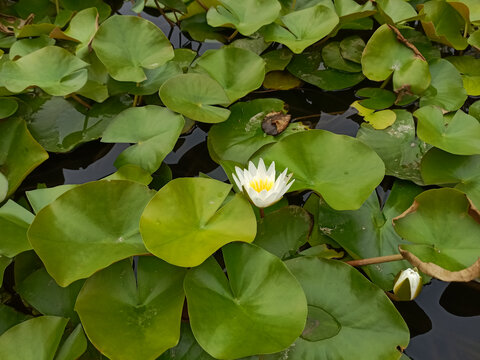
{"left": 321, "top": 41, "right": 362, "bottom": 73}
{"left": 254, "top": 130, "right": 385, "bottom": 210}
{"left": 446, "top": 55, "right": 480, "bottom": 96}
{"left": 184, "top": 242, "right": 307, "bottom": 359}
{"left": 76, "top": 257, "right": 186, "bottom": 360}
{"left": 28, "top": 180, "right": 155, "bottom": 286}
{"left": 0, "top": 200, "right": 34, "bottom": 257}
{"left": 8, "top": 36, "right": 54, "bottom": 59}
{"left": 55, "top": 324, "right": 88, "bottom": 360}
{"left": 140, "top": 177, "right": 257, "bottom": 267}
{"left": 102, "top": 106, "right": 184, "bottom": 173}
{"left": 92, "top": 15, "right": 174, "bottom": 82}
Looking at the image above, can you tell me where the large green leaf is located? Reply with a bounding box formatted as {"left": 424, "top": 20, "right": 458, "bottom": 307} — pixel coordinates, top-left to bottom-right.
{"left": 55, "top": 324, "right": 88, "bottom": 360}
{"left": 102, "top": 106, "right": 184, "bottom": 173}
{"left": 260, "top": 4, "right": 339, "bottom": 54}
{"left": 376, "top": 0, "right": 418, "bottom": 24}
{"left": 0, "top": 304, "right": 30, "bottom": 336}
{"left": 92, "top": 15, "right": 174, "bottom": 82}
{"left": 321, "top": 41, "right": 362, "bottom": 73}
{"left": 446, "top": 55, "right": 480, "bottom": 96}
{"left": 191, "top": 47, "right": 265, "bottom": 103}
{"left": 0, "top": 97, "right": 18, "bottom": 118}
{"left": 140, "top": 177, "right": 256, "bottom": 267}
{"left": 185, "top": 243, "right": 307, "bottom": 359}
{"left": 59, "top": 7, "right": 98, "bottom": 57}
{"left": 159, "top": 73, "right": 231, "bottom": 123}
{"left": 28, "top": 180, "right": 155, "bottom": 286}
{"left": 357, "top": 109, "right": 431, "bottom": 185}
{"left": 0, "top": 316, "right": 68, "bottom": 360}
{"left": 9, "top": 36, "right": 55, "bottom": 60}
{"left": 158, "top": 323, "right": 215, "bottom": 360}
{"left": 414, "top": 106, "right": 480, "bottom": 155}
{"left": 0, "top": 46, "right": 88, "bottom": 96}
{"left": 421, "top": 148, "right": 480, "bottom": 207}
{"left": 207, "top": 0, "right": 281, "bottom": 35}
{"left": 60, "top": 0, "right": 111, "bottom": 22}
{"left": 26, "top": 185, "right": 77, "bottom": 214}
{"left": 394, "top": 188, "right": 480, "bottom": 272}
{"left": 207, "top": 98, "right": 306, "bottom": 164}
{"left": 0, "top": 200, "right": 33, "bottom": 257}
{"left": 304, "top": 181, "right": 422, "bottom": 290}
{"left": 0, "top": 117, "right": 48, "bottom": 199}
{"left": 254, "top": 130, "right": 385, "bottom": 210}
{"left": 76, "top": 257, "right": 186, "bottom": 360}
{"left": 279, "top": 257, "right": 409, "bottom": 359}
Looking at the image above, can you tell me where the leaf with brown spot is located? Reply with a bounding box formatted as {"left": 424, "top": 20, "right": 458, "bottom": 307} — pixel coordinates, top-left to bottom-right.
{"left": 261, "top": 111, "right": 292, "bottom": 135}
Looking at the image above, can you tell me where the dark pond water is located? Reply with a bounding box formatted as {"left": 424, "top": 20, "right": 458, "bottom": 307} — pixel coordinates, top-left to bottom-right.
{"left": 12, "top": 3, "right": 480, "bottom": 360}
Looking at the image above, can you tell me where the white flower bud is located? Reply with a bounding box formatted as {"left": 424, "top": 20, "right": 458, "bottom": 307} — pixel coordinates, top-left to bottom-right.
{"left": 393, "top": 267, "right": 423, "bottom": 301}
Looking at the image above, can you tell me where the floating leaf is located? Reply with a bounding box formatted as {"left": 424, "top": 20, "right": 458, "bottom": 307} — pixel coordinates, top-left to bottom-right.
{"left": 364, "top": 109, "right": 396, "bottom": 130}
{"left": 414, "top": 106, "right": 480, "bottom": 155}
{"left": 468, "top": 29, "right": 480, "bottom": 49}
{"left": 0, "top": 46, "right": 88, "bottom": 96}
{"left": 394, "top": 188, "right": 480, "bottom": 275}
{"left": 279, "top": 257, "right": 409, "bottom": 359}
{"left": 304, "top": 181, "right": 422, "bottom": 290}
{"left": 0, "top": 200, "right": 33, "bottom": 257}
{"left": 0, "top": 304, "right": 30, "bottom": 335}
{"left": 28, "top": 180, "right": 155, "bottom": 286}
{"left": 260, "top": 4, "right": 339, "bottom": 54}
{"left": 0, "top": 173, "right": 7, "bottom": 202}
{"left": 59, "top": 7, "right": 98, "bottom": 57}
{"left": 357, "top": 110, "right": 431, "bottom": 185}
{"left": 55, "top": 324, "right": 87, "bottom": 360}
{"left": 92, "top": 15, "right": 174, "bottom": 82}
{"left": 8, "top": 35, "right": 55, "bottom": 59}
{"left": 322, "top": 41, "right": 362, "bottom": 73}
{"left": 376, "top": 0, "right": 417, "bottom": 24}
{"left": 262, "top": 48, "right": 293, "bottom": 73}
{"left": 356, "top": 87, "right": 396, "bottom": 110}
{"left": 76, "top": 258, "right": 186, "bottom": 360}
{"left": 446, "top": 55, "right": 480, "bottom": 96}
{"left": 158, "top": 323, "right": 215, "bottom": 360}
{"left": 159, "top": 73, "right": 231, "bottom": 123}
{"left": 102, "top": 106, "right": 184, "bottom": 173}
{"left": 185, "top": 242, "right": 307, "bottom": 359}
{"left": 0, "top": 256, "right": 11, "bottom": 288}
{"left": 26, "top": 185, "right": 77, "bottom": 214}
{"left": 103, "top": 165, "right": 153, "bottom": 186}
{"left": 0, "top": 117, "right": 48, "bottom": 199}
{"left": 192, "top": 47, "right": 265, "bottom": 103}
{"left": 206, "top": 0, "right": 281, "bottom": 35}
{"left": 0, "top": 97, "right": 18, "bottom": 118}
{"left": 339, "top": 35, "right": 365, "bottom": 63}
{"left": 254, "top": 130, "right": 385, "bottom": 210}
{"left": 263, "top": 71, "right": 302, "bottom": 90}
{"left": 60, "top": 0, "right": 111, "bottom": 22}
{"left": 421, "top": 148, "right": 480, "bottom": 208}
{"left": 140, "top": 177, "right": 256, "bottom": 267}
{"left": 207, "top": 98, "right": 306, "bottom": 164}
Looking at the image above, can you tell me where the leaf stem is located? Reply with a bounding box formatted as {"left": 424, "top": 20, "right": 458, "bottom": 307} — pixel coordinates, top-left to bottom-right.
{"left": 227, "top": 30, "right": 238, "bottom": 42}
{"left": 133, "top": 94, "right": 139, "bottom": 107}
{"left": 55, "top": 0, "right": 60, "bottom": 15}
{"left": 291, "top": 0, "right": 297, "bottom": 9}
{"left": 346, "top": 254, "right": 403, "bottom": 267}
{"left": 259, "top": 208, "right": 265, "bottom": 218}
{"left": 380, "top": 72, "right": 393, "bottom": 89}
{"left": 154, "top": 0, "right": 176, "bottom": 27}
{"left": 70, "top": 94, "right": 92, "bottom": 109}
{"left": 194, "top": 0, "right": 209, "bottom": 11}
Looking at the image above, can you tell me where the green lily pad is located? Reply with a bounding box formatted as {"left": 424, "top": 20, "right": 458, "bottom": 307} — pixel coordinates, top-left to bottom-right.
{"left": 421, "top": 148, "right": 480, "bottom": 208}
{"left": 254, "top": 205, "right": 312, "bottom": 259}
{"left": 55, "top": 324, "right": 88, "bottom": 360}
{"left": 470, "top": 100, "right": 480, "bottom": 120}
{"left": 103, "top": 165, "right": 153, "bottom": 186}
{"left": 207, "top": 98, "right": 307, "bottom": 164}
{"left": 158, "top": 323, "right": 215, "bottom": 360}
{"left": 159, "top": 73, "right": 231, "bottom": 123}
{"left": 0, "top": 117, "right": 48, "bottom": 199}
{"left": 394, "top": 188, "right": 480, "bottom": 272}
{"left": 0, "top": 200, "right": 34, "bottom": 257}
{"left": 448, "top": 0, "right": 480, "bottom": 22}
{"left": 469, "top": 29, "right": 480, "bottom": 49}
{"left": 419, "top": 58, "right": 467, "bottom": 111}
{"left": 0, "top": 46, "right": 88, "bottom": 96}
{"left": 356, "top": 88, "right": 396, "bottom": 110}
{"left": 0, "top": 303, "right": 30, "bottom": 335}
{"left": 180, "top": 13, "right": 226, "bottom": 43}
{"left": 206, "top": 0, "right": 281, "bottom": 36}
{"left": 260, "top": 4, "right": 339, "bottom": 54}
{"left": 446, "top": 55, "right": 480, "bottom": 96}
{"left": 392, "top": 57, "right": 431, "bottom": 94}
{"left": 263, "top": 71, "right": 302, "bottom": 90}
{"left": 357, "top": 110, "right": 431, "bottom": 185}
{"left": 0, "top": 173, "right": 7, "bottom": 202}
{"left": 0, "top": 316, "right": 68, "bottom": 360}
{"left": 102, "top": 106, "right": 184, "bottom": 173}
{"left": 262, "top": 48, "right": 293, "bottom": 73}
{"left": 0, "top": 97, "right": 18, "bottom": 118}
{"left": 376, "top": 0, "right": 418, "bottom": 24}
{"left": 8, "top": 35, "right": 55, "bottom": 59}
{"left": 279, "top": 257, "right": 409, "bottom": 359}
{"left": 364, "top": 109, "right": 397, "bottom": 130}
{"left": 140, "top": 177, "right": 257, "bottom": 267}
{"left": 60, "top": 0, "right": 111, "bottom": 22}
{"left": 254, "top": 130, "right": 385, "bottom": 210}
{"left": 185, "top": 242, "right": 307, "bottom": 359}
{"left": 76, "top": 257, "right": 186, "bottom": 360}
{"left": 414, "top": 106, "right": 480, "bottom": 155}
{"left": 339, "top": 35, "right": 365, "bottom": 63}
{"left": 191, "top": 47, "right": 265, "bottom": 103}
{"left": 304, "top": 181, "right": 422, "bottom": 290}
{"left": 92, "top": 15, "right": 174, "bottom": 82}
{"left": 60, "top": 7, "right": 98, "bottom": 57}
{"left": 334, "top": 0, "right": 376, "bottom": 23}
{"left": 322, "top": 41, "right": 362, "bottom": 73}
{"left": 0, "top": 256, "right": 12, "bottom": 288}
{"left": 28, "top": 180, "right": 155, "bottom": 286}
{"left": 26, "top": 184, "right": 77, "bottom": 214}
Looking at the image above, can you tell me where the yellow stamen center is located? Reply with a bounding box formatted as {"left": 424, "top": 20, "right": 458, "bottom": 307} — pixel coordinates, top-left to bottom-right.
{"left": 249, "top": 178, "right": 273, "bottom": 193}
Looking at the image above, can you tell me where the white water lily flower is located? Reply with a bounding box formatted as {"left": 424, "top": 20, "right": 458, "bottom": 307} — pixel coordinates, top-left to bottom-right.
{"left": 232, "top": 158, "right": 294, "bottom": 208}
{"left": 393, "top": 268, "right": 423, "bottom": 301}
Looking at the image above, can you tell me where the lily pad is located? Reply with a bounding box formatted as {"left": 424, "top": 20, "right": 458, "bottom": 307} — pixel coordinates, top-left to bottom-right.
{"left": 0, "top": 97, "right": 18, "bottom": 118}
{"left": 0, "top": 46, "right": 88, "bottom": 96}
{"left": 364, "top": 109, "right": 397, "bottom": 130}
{"left": 339, "top": 35, "right": 365, "bottom": 63}
{"left": 76, "top": 257, "right": 186, "bottom": 360}
{"left": 262, "top": 48, "right": 293, "bottom": 73}
{"left": 321, "top": 41, "right": 362, "bottom": 73}
{"left": 263, "top": 71, "right": 302, "bottom": 90}
{"left": 140, "top": 177, "right": 257, "bottom": 267}
{"left": 254, "top": 130, "right": 385, "bottom": 210}
{"left": 8, "top": 35, "right": 55, "bottom": 59}
{"left": 357, "top": 110, "right": 431, "bottom": 185}
{"left": 206, "top": 0, "right": 281, "bottom": 36}
{"left": 446, "top": 55, "right": 480, "bottom": 96}
{"left": 59, "top": 7, "right": 98, "bottom": 57}
{"left": 421, "top": 148, "right": 480, "bottom": 208}
{"left": 469, "top": 29, "right": 480, "bottom": 49}
{"left": 26, "top": 185, "right": 77, "bottom": 214}
{"left": 0, "top": 256, "right": 12, "bottom": 288}
{"left": 158, "top": 323, "right": 215, "bottom": 360}
{"left": 102, "top": 106, "right": 184, "bottom": 173}
{"left": 192, "top": 47, "right": 265, "bottom": 103}
{"left": 304, "top": 180, "right": 422, "bottom": 290}
{"left": 92, "top": 15, "right": 174, "bottom": 82}
{"left": 0, "top": 303, "right": 30, "bottom": 335}
{"left": 414, "top": 106, "right": 480, "bottom": 155}
{"left": 356, "top": 87, "right": 396, "bottom": 110}
{"left": 394, "top": 188, "right": 480, "bottom": 272}
{"left": 207, "top": 98, "right": 307, "bottom": 164}
{"left": 28, "top": 180, "right": 155, "bottom": 286}
{"left": 376, "top": 0, "right": 418, "bottom": 24}
{"left": 280, "top": 257, "right": 409, "bottom": 359}
{"left": 159, "top": 73, "right": 231, "bottom": 123}
{"left": 184, "top": 242, "right": 307, "bottom": 359}
{"left": 0, "top": 117, "right": 49, "bottom": 199}
{"left": 60, "top": 0, "right": 111, "bottom": 22}
{"left": 0, "top": 200, "right": 34, "bottom": 257}
{"left": 55, "top": 324, "right": 88, "bottom": 360}
{"left": 260, "top": 4, "right": 339, "bottom": 54}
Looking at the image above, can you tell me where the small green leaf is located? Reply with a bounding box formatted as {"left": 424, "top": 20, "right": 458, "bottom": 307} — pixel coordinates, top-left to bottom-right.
{"left": 55, "top": 324, "right": 87, "bottom": 360}
{"left": 0, "top": 200, "right": 34, "bottom": 258}
{"left": 9, "top": 35, "right": 55, "bottom": 59}
{"left": 364, "top": 109, "right": 396, "bottom": 130}
{"left": 0, "top": 97, "right": 18, "bottom": 118}
{"left": 322, "top": 41, "right": 362, "bottom": 73}
{"left": 356, "top": 88, "right": 396, "bottom": 110}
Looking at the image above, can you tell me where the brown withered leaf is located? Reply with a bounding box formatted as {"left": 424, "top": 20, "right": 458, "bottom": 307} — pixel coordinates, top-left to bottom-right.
{"left": 399, "top": 247, "right": 480, "bottom": 282}
{"left": 0, "top": 13, "right": 34, "bottom": 35}
{"left": 261, "top": 111, "right": 291, "bottom": 136}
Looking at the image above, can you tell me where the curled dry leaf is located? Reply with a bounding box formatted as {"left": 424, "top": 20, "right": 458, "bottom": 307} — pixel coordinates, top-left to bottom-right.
{"left": 261, "top": 111, "right": 292, "bottom": 135}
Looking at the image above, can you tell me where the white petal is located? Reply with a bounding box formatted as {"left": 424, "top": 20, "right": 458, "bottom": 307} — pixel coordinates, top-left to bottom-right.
{"left": 232, "top": 173, "right": 243, "bottom": 191}
{"left": 248, "top": 161, "right": 257, "bottom": 176}
{"left": 266, "top": 161, "right": 276, "bottom": 181}
{"left": 235, "top": 167, "right": 245, "bottom": 185}
{"left": 280, "top": 178, "right": 295, "bottom": 195}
